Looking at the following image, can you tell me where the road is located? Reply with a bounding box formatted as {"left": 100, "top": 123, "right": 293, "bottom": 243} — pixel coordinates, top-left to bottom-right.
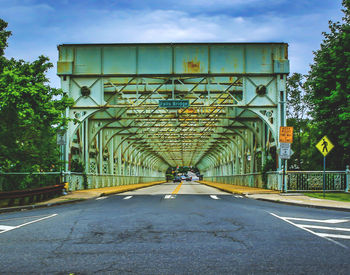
{"left": 1, "top": 181, "right": 350, "bottom": 274}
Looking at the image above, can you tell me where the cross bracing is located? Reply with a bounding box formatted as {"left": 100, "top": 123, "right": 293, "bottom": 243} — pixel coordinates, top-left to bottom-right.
{"left": 58, "top": 43, "right": 289, "bottom": 178}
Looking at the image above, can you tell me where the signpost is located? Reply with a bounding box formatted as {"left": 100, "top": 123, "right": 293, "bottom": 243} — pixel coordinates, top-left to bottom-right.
{"left": 315, "top": 136, "right": 334, "bottom": 198}
{"left": 279, "top": 126, "right": 294, "bottom": 192}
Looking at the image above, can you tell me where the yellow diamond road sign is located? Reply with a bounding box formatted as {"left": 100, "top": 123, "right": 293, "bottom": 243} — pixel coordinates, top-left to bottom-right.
{"left": 316, "top": 136, "right": 334, "bottom": 157}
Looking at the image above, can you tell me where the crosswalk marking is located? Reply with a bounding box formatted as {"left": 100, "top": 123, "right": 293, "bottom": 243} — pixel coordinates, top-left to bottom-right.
{"left": 0, "top": 214, "right": 58, "bottom": 234}
{"left": 270, "top": 212, "right": 350, "bottom": 248}
{"left": 279, "top": 217, "right": 349, "bottom": 224}
{"left": 0, "top": 225, "right": 15, "bottom": 231}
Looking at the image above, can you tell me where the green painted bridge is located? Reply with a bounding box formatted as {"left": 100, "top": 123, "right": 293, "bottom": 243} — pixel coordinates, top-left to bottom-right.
{"left": 57, "top": 42, "right": 289, "bottom": 189}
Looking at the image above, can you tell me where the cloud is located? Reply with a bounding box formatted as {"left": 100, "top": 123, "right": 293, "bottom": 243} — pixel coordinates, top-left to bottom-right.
{"left": 0, "top": 0, "right": 344, "bottom": 88}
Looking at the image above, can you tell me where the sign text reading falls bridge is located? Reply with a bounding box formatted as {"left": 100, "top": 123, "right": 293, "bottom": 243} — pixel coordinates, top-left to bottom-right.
{"left": 57, "top": 42, "right": 289, "bottom": 184}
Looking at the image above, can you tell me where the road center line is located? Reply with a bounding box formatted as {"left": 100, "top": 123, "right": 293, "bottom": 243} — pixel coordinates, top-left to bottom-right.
{"left": 0, "top": 214, "right": 58, "bottom": 234}
{"left": 172, "top": 182, "right": 183, "bottom": 195}
{"left": 123, "top": 196, "right": 133, "bottom": 200}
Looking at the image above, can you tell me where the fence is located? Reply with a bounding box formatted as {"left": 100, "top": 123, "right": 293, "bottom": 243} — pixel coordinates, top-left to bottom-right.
{"left": 287, "top": 171, "right": 348, "bottom": 192}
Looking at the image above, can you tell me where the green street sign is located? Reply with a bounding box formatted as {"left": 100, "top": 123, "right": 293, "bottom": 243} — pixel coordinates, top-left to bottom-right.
{"left": 159, "top": 100, "right": 189, "bottom": 109}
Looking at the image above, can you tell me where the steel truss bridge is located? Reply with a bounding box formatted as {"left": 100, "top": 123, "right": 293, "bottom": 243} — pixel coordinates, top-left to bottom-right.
{"left": 57, "top": 43, "right": 289, "bottom": 183}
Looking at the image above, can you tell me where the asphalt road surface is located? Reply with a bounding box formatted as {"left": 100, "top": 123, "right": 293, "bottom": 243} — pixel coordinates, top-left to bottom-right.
{"left": 1, "top": 181, "right": 350, "bottom": 274}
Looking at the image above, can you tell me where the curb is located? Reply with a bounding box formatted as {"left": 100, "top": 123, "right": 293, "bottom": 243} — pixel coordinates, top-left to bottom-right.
{"left": 251, "top": 197, "right": 350, "bottom": 212}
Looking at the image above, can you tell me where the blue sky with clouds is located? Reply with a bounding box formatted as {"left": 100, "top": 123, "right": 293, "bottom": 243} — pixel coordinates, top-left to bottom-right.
{"left": 0, "top": 0, "right": 344, "bottom": 87}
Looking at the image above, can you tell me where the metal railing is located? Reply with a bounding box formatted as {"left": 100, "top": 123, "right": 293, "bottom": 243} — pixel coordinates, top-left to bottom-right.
{"left": 65, "top": 173, "right": 165, "bottom": 191}
{"left": 203, "top": 173, "right": 265, "bottom": 189}
{"left": 287, "top": 171, "right": 348, "bottom": 192}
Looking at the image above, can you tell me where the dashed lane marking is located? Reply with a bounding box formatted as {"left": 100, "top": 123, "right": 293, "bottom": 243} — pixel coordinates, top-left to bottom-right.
{"left": 123, "top": 196, "right": 133, "bottom": 200}
{"left": 270, "top": 213, "right": 349, "bottom": 249}
{"left": 234, "top": 195, "right": 244, "bottom": 198}
{"left": 0, "top": 214, "right": 58, "bottom": 234}
{"left": 164, "top": 195, "right": 176, "bottom": 199}
{"left": 210, "top": 195, "right": 220, "bottom": 200}
{"left": 96, "top": 197, "right": 107, "bottom": 200}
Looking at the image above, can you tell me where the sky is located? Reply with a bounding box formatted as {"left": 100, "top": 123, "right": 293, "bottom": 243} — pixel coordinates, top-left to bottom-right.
{"left": 0, "top": 0, "right": 345, "bottom": 88}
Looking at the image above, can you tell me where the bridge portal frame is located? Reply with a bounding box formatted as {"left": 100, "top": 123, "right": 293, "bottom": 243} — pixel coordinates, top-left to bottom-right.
{"left": 57, "top": 42, "right": 289, "bottom": 181}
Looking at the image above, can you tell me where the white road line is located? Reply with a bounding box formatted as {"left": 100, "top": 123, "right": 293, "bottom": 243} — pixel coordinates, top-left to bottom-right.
{"left": 280, "top": 217, "right": 349, "bottom": 224}
{"left": 164, "top": 195, "right": 175, "bottom": 199}
{"left": 299, "top": 224, "right": 350, "bottom": 232}
{"left": 123, "top": 196, "right": 133, "bottom": 200}
{"left": 316, "top": 233, "right": 350, "bottom": 239}
{"left": 0, "top": 214, "right": 58, "bottom": 234}
{"left": 96, "top": 197, "right": 107, "bottom": 200}
{"left": 0, "top": 225, "right": 15, "bottom": 231}
{"left": 270, "top": 213, "right": 348, "bottom": 249}
{"left": 210, "top": 195, "right": 220, "bottom": 200}
{"left": 234, "top": 195, "right": 243, "bottom": 198}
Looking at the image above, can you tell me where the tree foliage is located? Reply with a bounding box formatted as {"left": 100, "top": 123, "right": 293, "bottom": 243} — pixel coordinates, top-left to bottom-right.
{"left": 305, "top": 0, "right": 350, "bottom": 169}
{"left": 0, "top": 18, "right": 73, "bottom": 176}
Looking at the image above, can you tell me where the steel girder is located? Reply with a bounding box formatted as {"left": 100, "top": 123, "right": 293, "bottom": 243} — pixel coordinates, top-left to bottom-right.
{"left": 58, "top": 43, "right": 289, "bottom": 177}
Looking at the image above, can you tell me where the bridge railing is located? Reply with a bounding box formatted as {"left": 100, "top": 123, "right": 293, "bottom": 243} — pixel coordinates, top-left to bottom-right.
{"left": 203, "top": 168, "right": 350, "bottom": 192}
{"left": 286, "top": 171, "right": 348, "bottom": 192}
{"left": 204, "top": 173, "right": 265, "bottom": 189}
{"left": 65, "top": 173, "right": 165, "bottom": 191}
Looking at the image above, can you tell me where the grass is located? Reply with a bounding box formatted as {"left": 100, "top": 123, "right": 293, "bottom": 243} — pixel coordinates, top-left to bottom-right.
{"left": 303, "top": 192, "right": 350, "bottom": 202}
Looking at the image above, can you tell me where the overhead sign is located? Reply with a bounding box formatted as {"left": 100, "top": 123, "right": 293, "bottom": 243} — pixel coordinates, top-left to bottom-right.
{"left": 159, "top": 100, "right": 190, "bottom": 109}
{"left": 279, "top": 142, "right": 291, "bottom": 159}
{"left": 279, "top": 126, "right": 293, "bottom": 143}
{"left": 316, "top": 136, "right": 334, "bottom": 157}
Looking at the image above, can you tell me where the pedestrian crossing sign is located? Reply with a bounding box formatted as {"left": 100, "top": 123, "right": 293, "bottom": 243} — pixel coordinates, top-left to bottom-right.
{"left": 316, "top": 136, "right": 334, "bottom": 157}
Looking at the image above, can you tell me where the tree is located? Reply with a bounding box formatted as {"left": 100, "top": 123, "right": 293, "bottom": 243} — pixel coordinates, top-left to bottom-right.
{"left": 305, "top": 0, "right": 350, "bottom": 169}
{"left": 0, "top": 19, "right": 73, "bottom": 189}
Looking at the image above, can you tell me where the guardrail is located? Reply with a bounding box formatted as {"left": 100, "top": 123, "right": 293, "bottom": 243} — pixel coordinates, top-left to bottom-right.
{"left": 0, "top": 183, "right": 64, "bottom": 207}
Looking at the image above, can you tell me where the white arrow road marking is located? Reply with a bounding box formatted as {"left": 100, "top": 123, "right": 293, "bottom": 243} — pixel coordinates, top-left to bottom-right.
{"left": 210, "top": 195, "right": 220, "bottom": 200}
{"left": 0, "top": 214, "right": 58, "bottom": 234}
{"left": 123, "top": 196, "right": 133, "bottom": 200}
{"left": 270, "top": 213, "right": 349, "bottom": 249}
{"left": 96, "top": 197, "right": 107, "bottom": 200}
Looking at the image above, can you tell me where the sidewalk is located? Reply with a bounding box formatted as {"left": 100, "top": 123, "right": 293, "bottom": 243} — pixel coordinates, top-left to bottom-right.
{"left": 0, "top": 181, "right": 165, "bottom": 213}
{"left": 199, "top": 180, "right": 350, "bottom": 211}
